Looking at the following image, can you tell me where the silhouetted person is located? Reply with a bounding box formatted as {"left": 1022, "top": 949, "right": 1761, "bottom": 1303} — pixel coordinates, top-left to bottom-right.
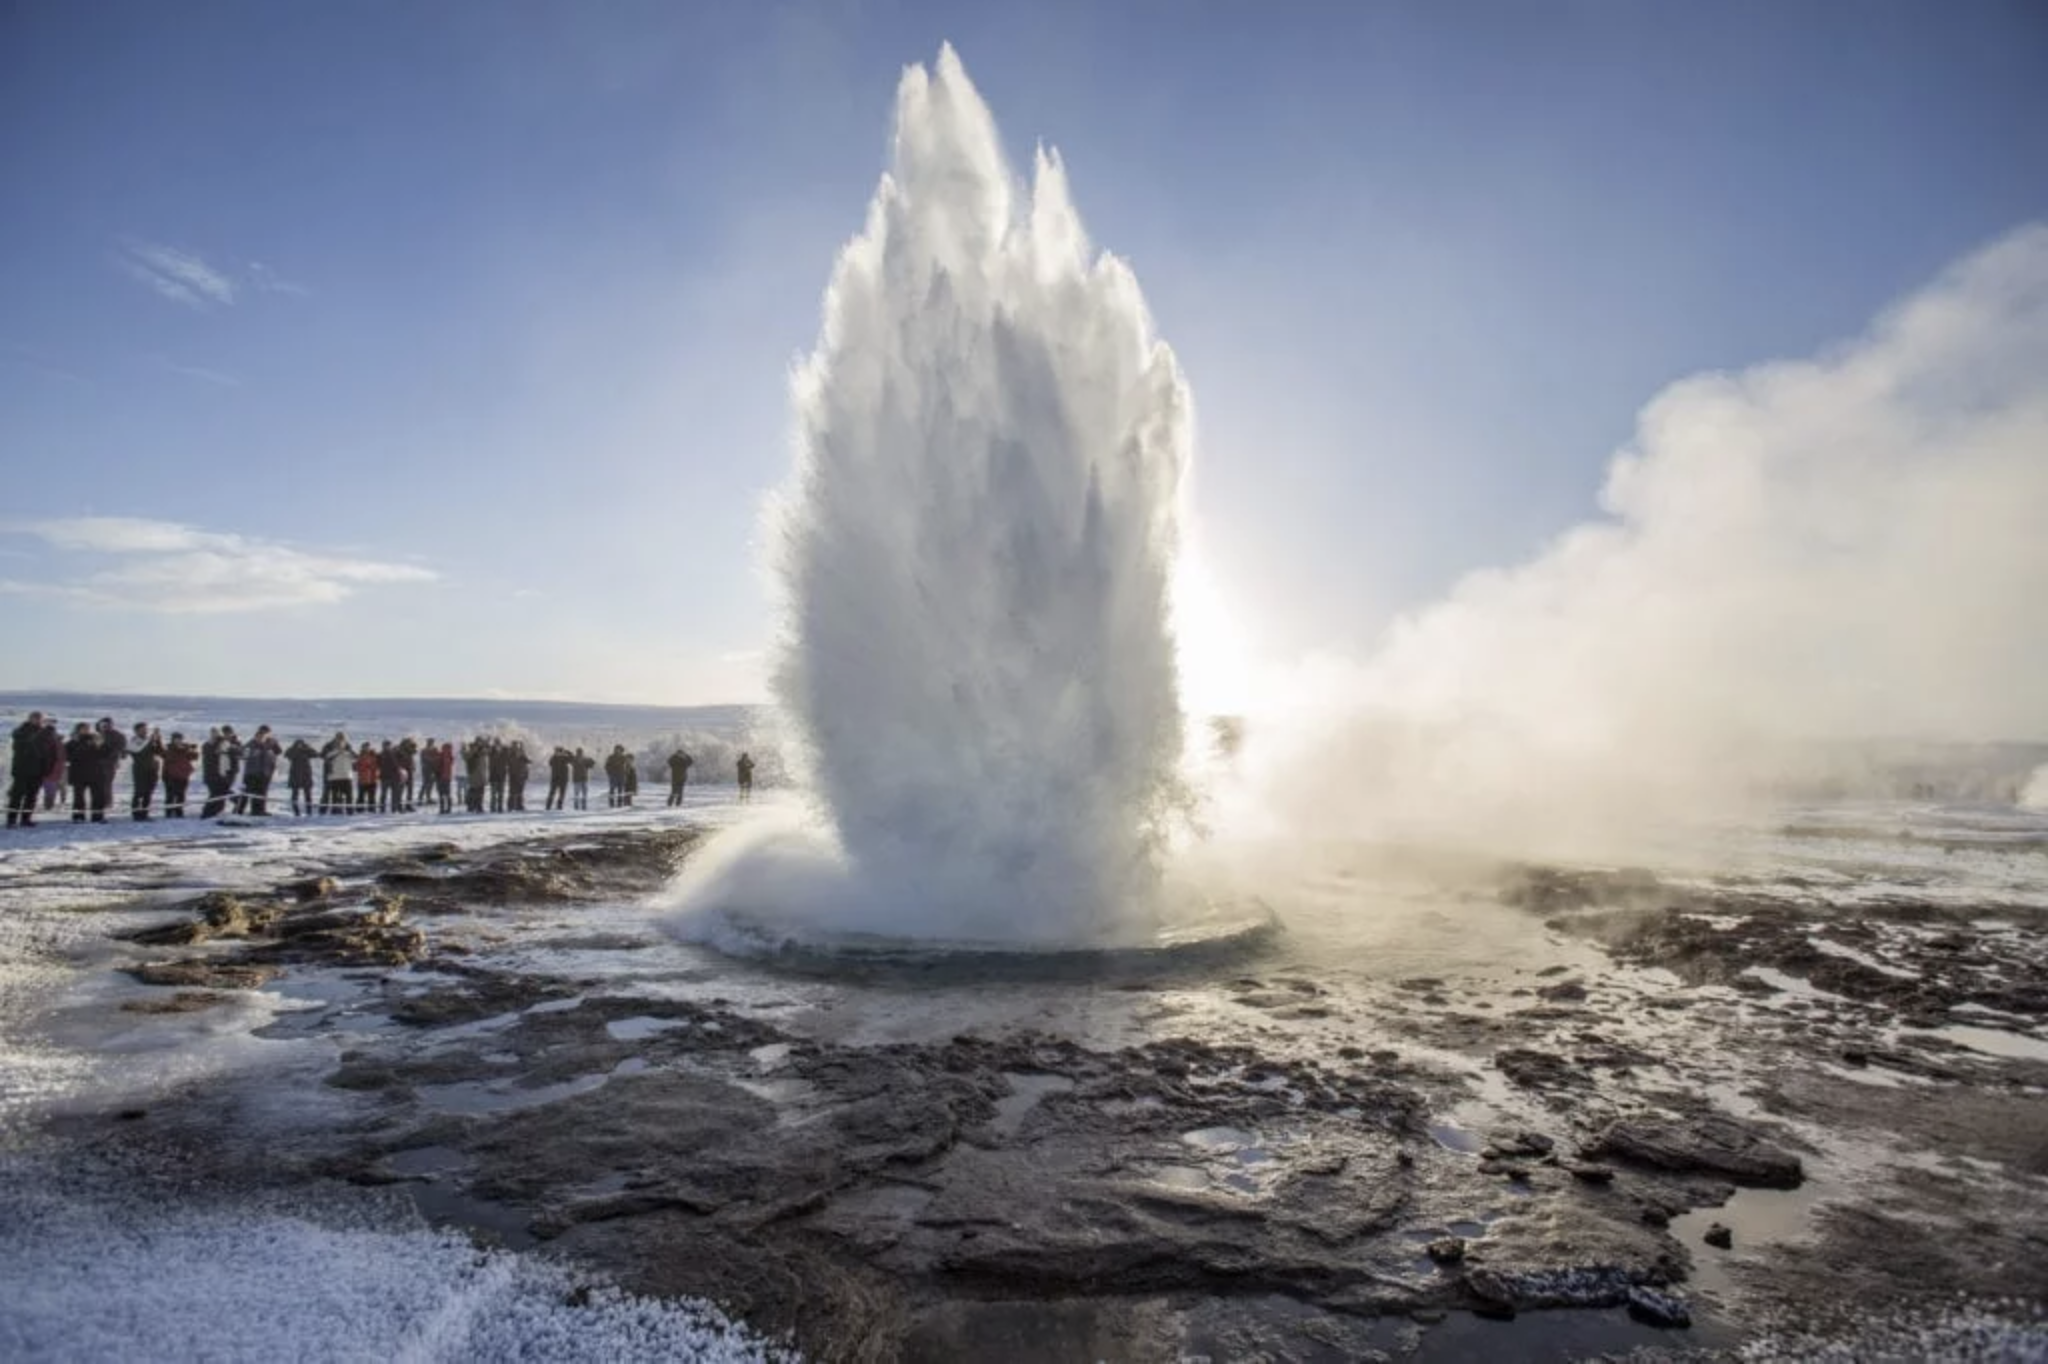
{"left": 378, "top": 741, "right": 402, "bottom": 813}
{"left": 666, "top": 749, "right": 693, "bottom": 806}
{"left": 623, "top": 758, "right": 638, "bottom": 806}
{"left": 321, "top": 733, "right": 354, "bottom": 814}
{"left": 506, "top": 742, "right": 530, "bottom": 812}
{"left": 604, "top": 747, "right": 628, "bottom": 808}
{"left": 65, "top": 723, "right": 104, "bottom": 822}
{"left": 162, "top": 733, "right": 196, "bottom": 817}
{"left": 285, "top": 738, "right": 317, "bottom": 816}
{"left": 572, "top": 748, "right": 594, "bottom": 810}
{"left": 6, "top": 710, "right": 57, "bottom": 828}
{"left": 487, "top": 739, "right": 509, "bottom": 813}
{"left": 39, "top": 718, "right": 64, "bottom": 812}
{"left": 735, "top": 752, "right": 755, "bottom": 803}
{"left": 435, "top": 741, "right": 455, "bottom": 814}
{"left": 463, "top": 738, "right": 488, "bottom": 813}
{"left": 240, "top": 726, "right": 280, "bottom": 816}
{"left": 129, "top": 723, "right": 163, "bottom": 820}
{"left": 546, "top": 747, "right": 571, "bottom": 811}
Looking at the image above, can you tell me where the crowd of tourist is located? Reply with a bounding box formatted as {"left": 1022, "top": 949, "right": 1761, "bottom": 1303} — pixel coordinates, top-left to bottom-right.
{"left": 4, "top": 708, "right": 757, "bottom": 829}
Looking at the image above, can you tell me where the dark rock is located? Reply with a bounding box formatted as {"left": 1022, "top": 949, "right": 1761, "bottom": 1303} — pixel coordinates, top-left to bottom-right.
{"left": 127, "top": 960, "right": 279, "bottom": 991}
{"left": 1588, "top": 1115, "right": 1805, "bottom": 1188}
{"left": 1495, "top": 1048, "right": 1590, "bottom": 1090}
{"left": 1565, "top": 1162, "right": 1615, "bottom": 1184}
{"left": 120, "top": 990, "right": 229, "bottom": 1014}
{"left": 1537, "top": 979, "right": 1589, "bottom": 1002}
{"left": 1625, "top": 1286, "right": 1692, "bottom": 1328}
{"left": 286, "top": 876, "right": 340, "bottom": 902}
{"left": 1704, "top": 1222, "right": 1733, "bottom": 1249}
{"left": 1425, "top": 1236, "right": 1465, "bottom": 1264}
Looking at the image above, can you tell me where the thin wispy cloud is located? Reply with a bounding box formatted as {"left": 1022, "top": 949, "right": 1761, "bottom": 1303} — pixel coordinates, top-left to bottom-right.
{"left": 117, "top": 242, "right": 238, "bottom": 308}
{"left": 247, "top": 261, "right": 311, "bottom": 297}
{"left": 0, "top": 517, "right": 435, "bottom": 614}
{"left": 113, "top": 243, "right": 312, "bottom": 308}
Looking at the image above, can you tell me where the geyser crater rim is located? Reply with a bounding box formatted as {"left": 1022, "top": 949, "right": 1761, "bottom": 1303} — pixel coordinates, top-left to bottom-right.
{"left": 680, "top": 895, "right": 1281, "bottom": 979}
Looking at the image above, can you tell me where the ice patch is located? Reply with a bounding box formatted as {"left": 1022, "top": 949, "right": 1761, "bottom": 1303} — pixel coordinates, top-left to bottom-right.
{"left": 0, "top": 1172, "right": 793, "bottom": 1362}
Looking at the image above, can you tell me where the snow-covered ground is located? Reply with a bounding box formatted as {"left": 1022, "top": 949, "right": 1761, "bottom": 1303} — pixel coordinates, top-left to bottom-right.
{"left": 0, "top": 795, "right": 798, "bottom": 1364}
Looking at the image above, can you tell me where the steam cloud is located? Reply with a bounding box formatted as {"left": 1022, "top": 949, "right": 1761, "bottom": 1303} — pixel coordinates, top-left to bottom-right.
{"left": 1221, "top": 225, "right": 2048, "bottom": 855}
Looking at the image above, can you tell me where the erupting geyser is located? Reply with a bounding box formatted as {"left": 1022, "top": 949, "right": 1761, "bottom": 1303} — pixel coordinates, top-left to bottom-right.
{"left": 686, "top": 46, "right": 1199, "bottom": 948}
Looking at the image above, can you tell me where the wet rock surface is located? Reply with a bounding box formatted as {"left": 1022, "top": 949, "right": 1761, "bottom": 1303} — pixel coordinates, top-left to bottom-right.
{"left": 35, "top": 827, "right": 2048, "bottom": 1360}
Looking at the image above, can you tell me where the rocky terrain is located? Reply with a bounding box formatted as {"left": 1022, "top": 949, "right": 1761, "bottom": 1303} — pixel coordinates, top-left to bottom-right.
{"left": 13, "top": 824, "right": 2048, "bottom": 1361}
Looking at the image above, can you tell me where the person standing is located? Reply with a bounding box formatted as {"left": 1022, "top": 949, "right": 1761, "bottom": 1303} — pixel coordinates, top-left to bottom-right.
{"left": 544, "top": 747, "right": 570, "bottom": 811}
{"left": 485, "top": 739, "right": 508, "bottom": 814}
{"left": 162, "top": 733, "right": 197, "bottom": 817}
{"left": 463, "top": 738, "right": 487, "bottom": 813}
{"left": 398, "top": 738, "right": 419, "bottom": 813}
{"left": 377, "top": 741, "right": 402, "bottom": 813}
{"left": 284, "top": 738, "right": 317, "bottom": 816}
{"left": 505, "top": 743, "right": 530, "bottom": 812}
{"left": 603, "top": 746, "right": 627, "bottom": 808}
{"left": 93, "top": 718, "right": 127, "bottom": 819}
{"left": 571, "top": 748, "right": 593, "bottom": 811}
{"left": 199, "top": 728, "right": 232, "bottom": 819}
{"left": 40, "top": 718, "right": 64, "bottom": 812}
{"left": 736, "top": 752, "right": 755, "bottom": 803}
{"left": 65, "top": 723, "right": 103, "bottom": 822}
{"left": 240, "top": 726, "right": 281, "bottom": 816}
{"left": 321, "top": 733, "right": 354, "bottom": 814}
{"left": 129, "top": 722, "right": 164, "bottom": 820}
{"left": 355, "top": 743, "right": 380, "bottom": 814}
{"left": 666, "top": 749, "right": 693, "bottom": 807}
{"left": 6, "top": 710, "right": 57, "bottom": 828}
{"left": 436, "top": 741, "right": 455, "bottom": 814}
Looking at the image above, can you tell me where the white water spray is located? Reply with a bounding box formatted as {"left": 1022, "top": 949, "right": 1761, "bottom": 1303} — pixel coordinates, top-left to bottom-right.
{"left": 687, "top": 47, "right": 1194, "bottom": 946}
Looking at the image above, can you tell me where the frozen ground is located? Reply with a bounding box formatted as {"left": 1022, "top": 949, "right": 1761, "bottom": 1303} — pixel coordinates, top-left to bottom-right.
{"left": 1, "top": 796, "right": 2045, "bottom": 1361}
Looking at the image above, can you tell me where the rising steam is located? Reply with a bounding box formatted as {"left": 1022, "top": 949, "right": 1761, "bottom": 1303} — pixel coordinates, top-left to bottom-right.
{"left": 1221, "top": 225, "right": 2048, "bottom": 855}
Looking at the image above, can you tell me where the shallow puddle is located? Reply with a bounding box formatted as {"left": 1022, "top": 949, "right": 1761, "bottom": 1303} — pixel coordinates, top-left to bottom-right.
{"left": 991, "top": 1072, "right": 1074, "bottom": 1136}
{"left": 605, "top": 1015, "right": 690, "bottom": 1042}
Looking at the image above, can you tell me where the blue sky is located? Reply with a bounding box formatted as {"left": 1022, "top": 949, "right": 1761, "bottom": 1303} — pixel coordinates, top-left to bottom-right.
{"left": 1, "top": 0, "right": 2043, "bottom": 702}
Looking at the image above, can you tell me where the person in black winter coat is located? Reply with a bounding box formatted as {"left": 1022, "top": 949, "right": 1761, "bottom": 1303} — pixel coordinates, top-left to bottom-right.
{"left": 92, "top": 718, "right": 126, "bottom": 819}
{"left": 129, "top": 722, "right": 163, "bottom": 820}
{"left": 285, "top": 739, "right": 318, "bottom": 816}
{"left": 6, "top": 710, "right": 57, "bottom": 828}
{"left": 603, "top": 747, "right": 628, "bottom": 809}
{"left": 505, "top": 743, "right": 530, "bottom": 812}
{"left": 65, "top": 723, "right": 105, "bottom": 822}
{"left": 486, "top": 740, "right": 508, "bottom": 813}
{"left": 239, "top": 726, "right": 281, "bottom": 816}
{"left": 545, "top": 748, "right": 571, "bottom": 811}
{"left": 571, "top": 748, "right": 594, "bottom": 810}
{"left": 378, "top": 741, "right": 402, "bottom": 814}
{"left": 199, "top": 728, "right": 237, "bottom": 819}
{"left": 666, "top": 749, "right": 693, "bottom": 806}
